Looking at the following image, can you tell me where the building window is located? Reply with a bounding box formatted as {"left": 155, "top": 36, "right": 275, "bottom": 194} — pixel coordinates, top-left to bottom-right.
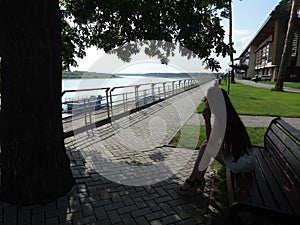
{"left": 256, "top": 44, "right": 270, "bottom": 67}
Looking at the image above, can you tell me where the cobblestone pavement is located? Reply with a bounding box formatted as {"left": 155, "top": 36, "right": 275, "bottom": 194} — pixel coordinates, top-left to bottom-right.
{"left": 1, "top": 80, "right": 299, "bottom": 225}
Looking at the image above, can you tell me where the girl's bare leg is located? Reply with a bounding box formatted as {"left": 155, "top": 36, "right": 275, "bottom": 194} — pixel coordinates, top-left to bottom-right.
{"left": 187, "top": 143, "right": 207, "bottom": 182}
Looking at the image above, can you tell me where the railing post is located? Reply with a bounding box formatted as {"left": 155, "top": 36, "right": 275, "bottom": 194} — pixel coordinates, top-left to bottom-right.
{"left": 84, "top": 98, "right": 88, "bottom": 125}
{"left": 163, "top": 83, "right": 166, "bottom": 98}
{"left": 109, "top": 89, "right": 114, "bottom": 116}
{"left": 123, "top": 93, "right": 126, "bottom": 112}
{"left": 143, "top": 89, "right": 147, "bottom": 105}
{"left": 106, "top": 88, "right": 110, "bottom": 118}
{"left": 151, "top": 84, "right": 155, "bottom": 102}
{"left": 135, "top": 85, "right": 140, "bottom": 108}
{"left": 178, "top": 80, "right": 182, "bottom": 93}
{"left": 172, "top": 81, "right": 175, "bottom": 96}
{"left": 158, "top": 87, "right": 161, "bottom": 99}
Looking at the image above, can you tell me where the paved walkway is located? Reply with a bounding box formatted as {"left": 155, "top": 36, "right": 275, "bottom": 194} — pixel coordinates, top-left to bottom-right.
{"left": 0, "top": 82, "right": 214, "bottom": 225}
{"left": 236, "top": 79, "right": 300, "bottom": 93}
{"left": 0, "top": 80, "right": 299, "bottom": 225}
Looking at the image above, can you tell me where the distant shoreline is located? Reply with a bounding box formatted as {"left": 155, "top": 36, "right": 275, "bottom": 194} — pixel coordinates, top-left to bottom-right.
{"left": 62, "top": 71, "right": 221, "bottom": 79}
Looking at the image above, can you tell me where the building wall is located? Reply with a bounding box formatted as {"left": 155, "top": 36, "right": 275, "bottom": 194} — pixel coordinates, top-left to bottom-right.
{"left": 248, "top": 45, "right": 256, "bottom": 78}
{"left": 237, "top": 13, "right": 300, "bottom": 82}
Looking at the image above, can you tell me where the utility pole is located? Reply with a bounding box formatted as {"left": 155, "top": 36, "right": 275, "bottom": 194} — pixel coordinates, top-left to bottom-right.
{"left": 229, "top": 0, "right": 235, "bottom": 87}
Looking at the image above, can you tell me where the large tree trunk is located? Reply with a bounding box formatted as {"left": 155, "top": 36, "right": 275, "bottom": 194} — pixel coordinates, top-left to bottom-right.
{"left": 275, "top": 0, "right": 299, "bottom": 91}
{"left": 0, "top": 0, "right": 74, "bottom": 205}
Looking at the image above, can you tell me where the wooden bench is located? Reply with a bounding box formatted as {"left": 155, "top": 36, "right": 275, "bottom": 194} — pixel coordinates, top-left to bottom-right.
{"left": 226, "top": 117, "right": 300, "bottom": 225}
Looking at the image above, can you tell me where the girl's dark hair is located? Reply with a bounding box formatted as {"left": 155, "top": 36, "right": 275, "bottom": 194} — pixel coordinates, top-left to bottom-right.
{"left": 221, "top": 88, "right": 252, "bottom": 162}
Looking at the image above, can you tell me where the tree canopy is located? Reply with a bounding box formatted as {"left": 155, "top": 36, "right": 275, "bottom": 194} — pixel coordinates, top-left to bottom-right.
{"left": 60, "top": 0, "right": 231, "bottom": 71}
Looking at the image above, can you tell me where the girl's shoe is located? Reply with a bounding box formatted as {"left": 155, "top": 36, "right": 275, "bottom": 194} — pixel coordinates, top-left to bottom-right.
{"left": 176, "top": 178, "right": 206, "bottom": 196}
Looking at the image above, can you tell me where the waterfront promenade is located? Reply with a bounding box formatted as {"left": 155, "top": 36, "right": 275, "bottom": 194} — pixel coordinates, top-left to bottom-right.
{"left": 0, "top": 80, "right": 299, "bottom": 225}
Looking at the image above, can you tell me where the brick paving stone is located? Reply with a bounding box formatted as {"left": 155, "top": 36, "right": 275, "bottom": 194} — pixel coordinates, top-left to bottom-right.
{"left": 145, "top": 200, "right": 160, "bottom": 212}
{"left": 91, "top": 199, "right": 112, "bottom": 208}
{"left": 175, "top": 218, "right": 199, "bottom": 225}
{"left": 120, "top": 196, "right": 134, "bottom": 207}
{"left": 153, "top": 187, "right": 168, "bottom": 197}
{"left": 132, "top": 198, "right": 147, "bottom": 209}
{"left": 131, "top": 208, "right": 152, "bottom": 218}
{"left": 167, "top": 199, "right": 190, "bottom": 207}
{"left": 117, "top": 205, "right": 138, "bottom": 215}
{"left": 72, "top": 215, "right": 97, "bottom": 225}
{"left": 81, "top": 203, "right": 94, "bottom": 217}
{"left": 130, "top": 191, "right": 148, "bottom": 199}
{"left": 110, "top": 193, "right": 122, "bottom": 203}
{"left": 149, "top": 220, "right": 163, "bottom": 225}
{"left": 68, "top": 199, "right": 82, "bottom": 213}
{"left": 158, "top": 203, "right": 175, "bottom": 215}
{"left": 146, "top": 211, "right": 167, "bottom": 221}
{"left": 95, "top": 218, "right": 111, "bottom": 225}
{"left": 107, "top": 210, "right": 122, "bottom": 224}
{"left": 94, "top": 206, "right": 107, "bottom": 220}
{"left": 154, "top": 196, "right": 173, "bottom": 204}
{"left": 80, "top": 195, "right": 101, "bottom": 204}
{"left": 142, "top": 193, "right": 160, "bottom": 201}
{"left": 120, "top": 213, "right": 137, "bottom": 225}
{"left": 104, "top": 202, "right": 125, "bottom": 211}
{"left": 173, "top": 206, "right": 190, "bottom": 220}
{"left": 134, "top": 216, "right": 150, "bottom": 225}
{"left": 161, "top": 214, "right": 182, "bottom": 224}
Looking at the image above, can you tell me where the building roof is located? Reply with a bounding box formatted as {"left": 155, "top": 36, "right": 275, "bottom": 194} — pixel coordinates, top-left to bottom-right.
{"left": 250, "top": 18, "right": 275, "bottom": 47}
{"left": 239, "top": 16, "right": 275, "bottom": 57}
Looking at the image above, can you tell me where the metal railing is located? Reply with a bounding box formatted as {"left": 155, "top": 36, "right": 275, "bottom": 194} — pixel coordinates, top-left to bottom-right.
{"left": 62, "top": 78, "right": 199, "bottom": 137}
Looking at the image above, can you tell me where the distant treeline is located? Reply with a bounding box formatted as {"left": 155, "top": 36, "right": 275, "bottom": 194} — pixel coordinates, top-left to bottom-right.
{"left": 63, "top": 71, "right": 223, "bottom": 79}
{"left": 117, "top": 72, "right": 223, "bottom": 79}
{"left": 62, "top": 71, "right": 115, "bottom": 79}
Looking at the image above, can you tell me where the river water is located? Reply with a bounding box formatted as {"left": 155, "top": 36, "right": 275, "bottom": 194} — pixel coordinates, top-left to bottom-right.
{"left": 62, "top": 75, "right": 180, "bottom": 101}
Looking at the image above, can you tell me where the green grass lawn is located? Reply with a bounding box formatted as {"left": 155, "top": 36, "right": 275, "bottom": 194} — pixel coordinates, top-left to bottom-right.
{"left": 169, "top": 125, "right": 266, "bottom": 149}
{"left": 196, "top": 82, "right": 300, "bottom": 117}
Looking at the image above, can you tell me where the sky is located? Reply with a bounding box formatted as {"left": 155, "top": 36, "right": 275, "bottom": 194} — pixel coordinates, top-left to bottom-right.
{"left": 71, "top": 0, "right": 281, "bottom": 73}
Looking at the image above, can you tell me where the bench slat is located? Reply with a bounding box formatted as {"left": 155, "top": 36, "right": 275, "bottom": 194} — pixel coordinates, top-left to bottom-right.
{"left": 243, "top": 172, "right": 263, "bottom": 205}
{"left": 257, "top": 150, "right": 290, "bottom": 209}
{"left": 276, "top": 118, "right": 300, "bottom": 141}
{"left": 264, "top": 139, "right": 300, "bottom": 215}
{"left": 266, "top": 133, "right": 300, "bottom": 185}
{"left": 268, "top": 122, "right": 300, "bottom": 162}
{"left": 265, "top": 134, "right": 300, "bottom": 181}
{"left": 266, "top": 121, "right": 300, "bottom": 181}
{"left": 259, "top": 148, "right": 296, "bottom": 213}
